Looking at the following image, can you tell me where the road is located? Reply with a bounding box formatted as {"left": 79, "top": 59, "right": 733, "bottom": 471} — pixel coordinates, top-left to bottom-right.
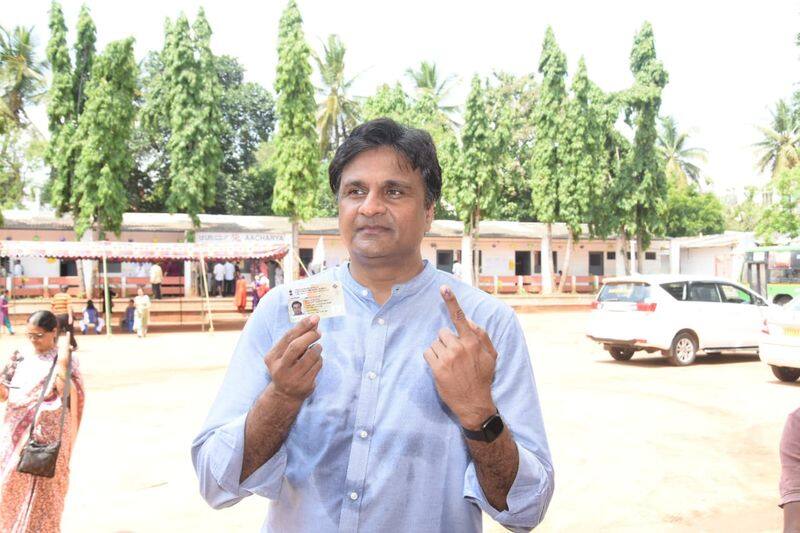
{"left": 0, "top": 310, "right": 794, "bottom": 532}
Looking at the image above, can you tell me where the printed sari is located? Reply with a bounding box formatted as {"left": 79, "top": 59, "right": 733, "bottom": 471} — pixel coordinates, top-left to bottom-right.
{"left": 0, "top": 347, "right": 85, "bottom": 533}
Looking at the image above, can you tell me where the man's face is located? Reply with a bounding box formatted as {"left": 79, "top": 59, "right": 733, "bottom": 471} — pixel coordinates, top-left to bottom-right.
{"left": 292, "top": 302, "right": 303, "bottom": 315}
{"left": 338, "top": 146, "right": 434, "bottom": 264}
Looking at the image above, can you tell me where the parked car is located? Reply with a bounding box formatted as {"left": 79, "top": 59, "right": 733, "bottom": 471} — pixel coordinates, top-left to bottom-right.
{"left": 760, "top": 297, "right": 800, "bottom": 382}
{"left": 586, "top": 275, "right": 769, "bottom": 366}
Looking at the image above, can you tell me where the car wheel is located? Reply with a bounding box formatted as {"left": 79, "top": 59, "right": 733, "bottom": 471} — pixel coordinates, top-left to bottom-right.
{"left": 608, "top": 346, "right": 635, "bottom": 361}
{"left": 774, "top": 295, "right": 793, "bottom": 306}
{"left": 668, "top": 332, "right": 697, "bottom": 366}
{"left": 771, "top": 365, "right": 800, "bottom": 382}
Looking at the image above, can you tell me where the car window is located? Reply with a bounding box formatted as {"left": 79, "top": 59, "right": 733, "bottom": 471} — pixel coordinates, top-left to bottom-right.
{"left": 660, "top": 282, "right": 686, "bottom": 301}
{"left": 598, "top": 283, "right": 650, "bottom": 302}
{"left": 688, "top": 282, "right": 721, "bottom": 303}
{"left": 718, "top": 283, "right": 754, "bottom": 304}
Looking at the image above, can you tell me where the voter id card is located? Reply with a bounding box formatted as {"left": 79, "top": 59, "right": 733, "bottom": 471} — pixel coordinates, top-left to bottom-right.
{"left": 287, "top": 279, "right": 346, "bottom": 322}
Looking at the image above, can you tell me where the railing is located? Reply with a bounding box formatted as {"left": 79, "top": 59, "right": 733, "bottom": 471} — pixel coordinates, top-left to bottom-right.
{"left": 3, "top": 275, "right": 185, "bottom": 299}
{"left": 477, "top": 274, "right": 605, "bottom": 295}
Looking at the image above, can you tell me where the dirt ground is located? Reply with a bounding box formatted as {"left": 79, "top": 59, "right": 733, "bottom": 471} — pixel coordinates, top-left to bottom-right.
{"left": 0, "top": 310, "right": 795, "bottom": 532}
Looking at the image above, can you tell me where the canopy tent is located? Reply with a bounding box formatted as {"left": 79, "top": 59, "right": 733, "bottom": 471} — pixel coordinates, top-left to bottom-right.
{"left": 0, "top": 239, "right": 289, "bottom": 262}
{"left": 1, "top": 239, "right": 289, "bottom": 334}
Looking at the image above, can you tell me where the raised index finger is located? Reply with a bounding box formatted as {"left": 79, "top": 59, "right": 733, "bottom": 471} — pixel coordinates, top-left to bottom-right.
{"left": 440, "top": 285, "right": 471, "bottom": 337}
{"left": 271, "top": 315, "right": 320, "bottom": 358}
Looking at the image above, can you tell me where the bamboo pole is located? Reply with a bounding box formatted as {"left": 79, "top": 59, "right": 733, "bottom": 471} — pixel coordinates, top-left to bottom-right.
{"left": 102, "top": 253, "right": 112, "bottom": 336}
{"left": 200, "top": 256, "right": 214, "bottom": 333}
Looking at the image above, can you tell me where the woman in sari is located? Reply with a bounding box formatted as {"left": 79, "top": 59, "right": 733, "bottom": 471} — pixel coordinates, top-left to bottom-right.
{"left": 233, "top": 272, "right": 249, "bottom": 313}
{"left": 134, "top": 286, "right": 151, "bottom": 338}
{"left": 0, "top": 310, "right": 85, "bottom": 533}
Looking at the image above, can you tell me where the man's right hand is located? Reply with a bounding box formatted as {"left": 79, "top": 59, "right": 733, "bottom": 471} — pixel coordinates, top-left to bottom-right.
{"left": 264, "top": 315, "right": 323, "bottom": 403}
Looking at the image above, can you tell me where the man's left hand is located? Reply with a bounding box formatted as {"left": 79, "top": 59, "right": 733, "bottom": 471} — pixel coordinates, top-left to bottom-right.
{"left": 423, "top": 285, "right": 498, "bottom": 430}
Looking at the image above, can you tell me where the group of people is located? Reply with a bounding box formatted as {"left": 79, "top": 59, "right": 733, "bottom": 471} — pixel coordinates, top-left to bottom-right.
{"left": 211, "top": 260, "right": 284, "bottom": 313}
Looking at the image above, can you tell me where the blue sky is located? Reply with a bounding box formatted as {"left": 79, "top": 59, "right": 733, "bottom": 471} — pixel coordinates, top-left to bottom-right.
{"left": 7, "top": 0, "right": 800, "bottom": 198}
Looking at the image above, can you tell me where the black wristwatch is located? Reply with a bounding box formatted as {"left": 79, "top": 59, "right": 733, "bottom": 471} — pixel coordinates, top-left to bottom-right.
{"left": 462, "top": 412, "right": 504, "bottom": 443}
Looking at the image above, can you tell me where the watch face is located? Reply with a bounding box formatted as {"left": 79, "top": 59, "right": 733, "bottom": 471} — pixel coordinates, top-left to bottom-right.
{"left": 483, "top": 415, "right": 504, "bottom": 442}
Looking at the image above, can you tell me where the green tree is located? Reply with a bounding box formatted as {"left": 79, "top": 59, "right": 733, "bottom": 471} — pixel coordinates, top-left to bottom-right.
{"left": 658, "top": 115, "right": 707, "bottom": 187}
{"left": 558, "top": 58, "right": 608, "bottom": 291}
{"left": 487, "top": 72, "right": 538, "bottom": 222}
{"left": 661, "top": 182, "right": 725, "bottom": 237}
{"left": 405, "top": 60, "right": 457, "bottom": 115}
{"left": 757, "top": 167, "right": 800, "bottom": 241}
{"left": 45, "top": 1, "right": 75, "bottom": 214}
{"left": 621, "top": 22, "right": 669, "bottom": 268}
{"left": 314, "top": 34, "right": 360, "bottom": 156}
{"left": 724, "top": 186, "right": 763, "bottom": 231}
{"left": 271, "top": 0, "right": 320, "bottom": 279}
{"left": 161, "top": 11, "right": 224, "bottom": 228}
{"left": 0, "top": 26, "right": 46, "bottom": 127}
{"left": 362, "top": 82, "right": 412, "bottom": 122}
{"left": 70, "top": 38, "right": 138, "bottom": 238}
{"left": 755, "top": 99, "right": 800, "bottom": 180}
{"left": 72, "top": 4, "right": 96, "bottom": 116}
{"left": 213, "top": 55, "right": 276, "bottom": 214}
{"left": 530, "top": 26, "right": 568, "bottom": 293}
{"left": 446, "top": 75, "right": 500, "bottom": 284}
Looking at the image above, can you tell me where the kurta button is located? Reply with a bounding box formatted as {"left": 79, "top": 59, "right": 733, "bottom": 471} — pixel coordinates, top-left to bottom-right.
{"left": 377, "top": 318, "right": 385, "bottom": 325}
{"left": 349, "top": 492, "right": 359, "bottom": 501}
{"left": 359, "top": 430, "right": 369, "bottom": 439}
{"left": 367, "top": 372, "right": 377, "bottom": 380}
{"left": 361, "top": 289, "right": 368, "bottom": 297}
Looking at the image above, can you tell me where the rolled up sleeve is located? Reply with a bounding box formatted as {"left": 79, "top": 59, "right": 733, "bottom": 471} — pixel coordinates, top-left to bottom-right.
{"left": 463, "top": 307, "right": 555, "bottom": 531}
{"left": 191, "top": 289, "right": 287, "bottom": 509}
{"left": 193, "top": 412, "right": 288, "bottom": 508}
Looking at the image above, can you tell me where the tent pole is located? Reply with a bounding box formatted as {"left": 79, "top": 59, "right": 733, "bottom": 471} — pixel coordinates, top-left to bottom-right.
{"left": 200, "top": 256, "right": 214, "bottom": 333}
{"left": 102, "top": 253, "right": 112, "bottom": 336}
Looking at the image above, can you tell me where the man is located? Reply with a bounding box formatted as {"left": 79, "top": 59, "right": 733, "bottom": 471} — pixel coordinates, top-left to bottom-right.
{"left": 452, "top": 259, "right": 464, "bottom": 280}
{"left": 11, "top": 261, "right": 23, "bottom": 278}
{"left": 224, "top": 261, "right": 236, "bottom": 296}
{"left": 192, "top": 119, "right": 554, "bottom": 532}
{"left": 213, "top": 262, "right": 225, "bottom": 298}
{"left": 290, "top": 301, "right": 303, "bottom": 316}
{"left": 51, "top": 285, "right": 77, "bottom": 350}
{"left": 150, "top": 263, "right": 163, "bottom": 300}
{"left": 781, "top": 408, "right": 800, "bottom": 532}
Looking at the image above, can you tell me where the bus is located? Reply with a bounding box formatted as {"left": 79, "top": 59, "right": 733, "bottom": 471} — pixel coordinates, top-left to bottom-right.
{"left": 741, "top": 245, "right": 800, "bottom": 305}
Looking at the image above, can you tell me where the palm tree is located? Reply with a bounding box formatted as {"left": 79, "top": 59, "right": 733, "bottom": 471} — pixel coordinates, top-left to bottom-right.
{"left": 0, "top": 26, "right": 47, "bottom": 127}
{"left": 405, "top": 61, "right": 457, "bottom": 115}
{"left": 657, "top": 116, "right": 707, "bottom": 187}
{"left": 313, "top": 35, "right": 361, "bottom": 156}
{"left": 754, "top": 99, "right": 800, "bottom": 180}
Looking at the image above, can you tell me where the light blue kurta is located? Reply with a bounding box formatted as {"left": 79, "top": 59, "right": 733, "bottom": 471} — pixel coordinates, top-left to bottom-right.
{"left": 192, "top": 261, "right": 554, "bottom": 532}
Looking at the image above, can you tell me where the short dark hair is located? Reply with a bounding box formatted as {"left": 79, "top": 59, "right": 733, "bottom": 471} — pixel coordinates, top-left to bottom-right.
{"left": 291, "top": 301, "right": 302, "bottom": 307}
{"left": 328, "top": 118, "right": 442, "bottom": 207}
{"left": 28, "top": 310, "right": 58, "bottom": 332}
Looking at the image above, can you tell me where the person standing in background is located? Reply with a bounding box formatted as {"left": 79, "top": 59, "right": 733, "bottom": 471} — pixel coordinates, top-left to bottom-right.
{"left": 213, "top": 263, "right": 225, "bottom": 298}
{"left": 0, "top": 289, "right": 12, "bottom": 335}
{"left": 11, "top": 261, "right": 23, "bottom": 278}
{"left": 134, "top": 287, "right": 151, "bottom": 338}
{"left": 149, "top": 263, "right": 163, "bottom": 300}
{"left": 51, "top": 286, "right": 77, "bottom": 350}
{"left": 224, "top": 261, "right": 236, "bottom": 296}
{"left": 780, "top": 408, "right": 800, "bottom": 532}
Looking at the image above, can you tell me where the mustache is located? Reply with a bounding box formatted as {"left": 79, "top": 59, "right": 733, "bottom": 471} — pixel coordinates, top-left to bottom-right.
{"left": 355, "top": 219, "right": 393, "bottom": 230}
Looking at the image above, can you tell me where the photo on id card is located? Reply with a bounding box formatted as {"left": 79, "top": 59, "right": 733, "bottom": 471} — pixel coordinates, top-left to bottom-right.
{"left": 287, "top": 278, "right": 346, "bottom": 322}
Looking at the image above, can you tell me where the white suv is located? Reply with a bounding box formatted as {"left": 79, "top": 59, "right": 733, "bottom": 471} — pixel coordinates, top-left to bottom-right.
{"left": 586, "top": 275, "right": 769, "bottom": 366}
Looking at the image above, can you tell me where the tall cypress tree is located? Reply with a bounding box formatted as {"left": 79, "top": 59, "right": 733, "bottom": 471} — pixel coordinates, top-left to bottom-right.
{"left": 271, "top": 0, "right": 320, "bottom": 279}
{"left": 72, "top": 4, "right": 96, "bottom": 116}
{"left": 45, "top": 1, "right": 75, "bottom": 214}
{"left": 557, "top": 57, "right": 607, "bottom": 290}
{"left": 447, "top": 75, "right": 500, "bottom": 284}
{"left": 162, "top": 12, "right": 223, "bottom": 228}
{"left": 71, "top": 38, "right": 138, "bottom": 238}
{"left": 622, "top": 22, "right": 669, "bottom": 269}
{"left": 530, "top": 27, "right": 568, "bottom": 293}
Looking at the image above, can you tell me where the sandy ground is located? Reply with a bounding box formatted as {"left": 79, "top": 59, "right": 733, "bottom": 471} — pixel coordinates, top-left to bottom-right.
{"left": 0, "top": 310, "right": 795, "bottom": 532}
